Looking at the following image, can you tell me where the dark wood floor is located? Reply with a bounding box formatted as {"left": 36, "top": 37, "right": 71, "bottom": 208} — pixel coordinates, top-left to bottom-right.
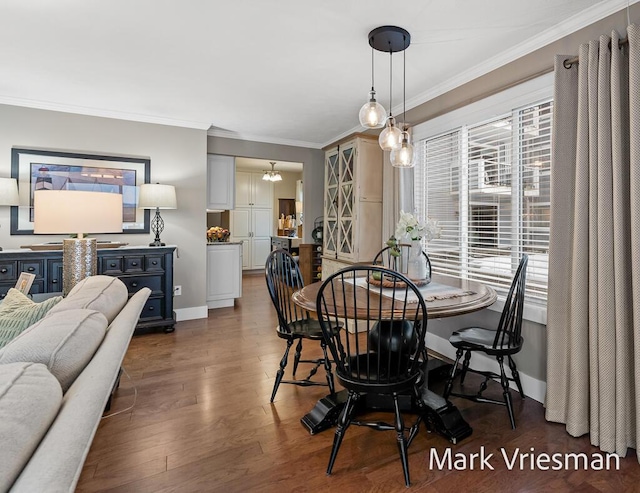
{"left": 77, "top": 273, "right": 640, "bottom": 492}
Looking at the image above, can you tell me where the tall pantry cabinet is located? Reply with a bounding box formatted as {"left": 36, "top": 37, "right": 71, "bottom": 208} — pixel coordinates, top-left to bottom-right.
{"left": 230, "top": 171, "right": 273, "bottom": 270}
{"left": 322, "top": 135, "right": 383, "bottom": 278}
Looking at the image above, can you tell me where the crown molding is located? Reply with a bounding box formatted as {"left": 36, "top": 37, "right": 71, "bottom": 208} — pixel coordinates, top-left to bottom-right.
{"left": 206, "top": 128, "right": 323, "bottom": 149}
{"left": 0, "top": 95, "right": 211, "bottom": 130}
{"left": 402, "top": 0, "right": 639, "bottom": 114}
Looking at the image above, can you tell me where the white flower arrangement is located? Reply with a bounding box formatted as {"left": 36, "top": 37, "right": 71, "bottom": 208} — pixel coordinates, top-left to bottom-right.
{"left": 395, "top": 210, "right": 440, "bottom": 241}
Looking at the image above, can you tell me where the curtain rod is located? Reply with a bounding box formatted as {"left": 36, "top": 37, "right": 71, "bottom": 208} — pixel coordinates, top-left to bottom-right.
{"left": 563, "top": 36, "right": 629, "bottom": 68}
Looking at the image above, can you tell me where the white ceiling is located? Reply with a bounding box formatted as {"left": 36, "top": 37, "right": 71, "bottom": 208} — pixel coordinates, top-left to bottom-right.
{"left": 0, "top": 0, "right": 631, "bottom": 148}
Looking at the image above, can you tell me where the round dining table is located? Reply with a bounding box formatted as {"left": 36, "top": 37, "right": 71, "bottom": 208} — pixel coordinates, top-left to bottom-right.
{"left": 291, "top": 274, "right": 497, "bottom": 319}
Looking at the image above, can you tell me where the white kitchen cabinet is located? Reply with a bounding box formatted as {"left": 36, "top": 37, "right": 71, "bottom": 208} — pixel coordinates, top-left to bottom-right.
{"left": 323, "top": 135, "right": 383, "bottom": 276}
{"left": 235, "top": 171, "right": 273, "bottom": 208}
{"left": 230, "top": 207, "right": 273, "bottom": 270}
{"left": 207, "top": 243, "right": 242, "bottom": 309}
{"left": 207, "top": 154, "right": 235, "bottom": 210}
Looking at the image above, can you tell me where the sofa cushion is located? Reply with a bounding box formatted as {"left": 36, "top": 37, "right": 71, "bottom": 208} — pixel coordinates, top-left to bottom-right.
{"left": 0, "top": 309, "right": 108, "bottom": 391}
{"left": 0, "top": 289, "right": 63, "bottom": 349}
{"left": 0, "top": 362, "right": 62, "bottom": 492}
{"left": 47, "top": 275, "right": 128, "bottom": 324}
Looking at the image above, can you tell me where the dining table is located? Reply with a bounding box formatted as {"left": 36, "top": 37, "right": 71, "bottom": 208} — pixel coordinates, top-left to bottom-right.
{"left": 291, "top": 273, "right": 497, "bottom": 440}
{"left": 291, "top": 273, "right": 497, "bottom": 320}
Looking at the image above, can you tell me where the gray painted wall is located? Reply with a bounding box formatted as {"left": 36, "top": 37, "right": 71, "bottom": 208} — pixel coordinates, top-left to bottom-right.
{"left": 0, "top": 104, "right": 208, "bottom": 312}
{"left": 207, "top": 136, "right": 324, "bottom": 244}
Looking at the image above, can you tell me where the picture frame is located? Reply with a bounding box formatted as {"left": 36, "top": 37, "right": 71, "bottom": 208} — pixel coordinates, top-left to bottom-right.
{"left": 10, "top": 148, "right": 150, "bottom": 235}
{"left": 14, "top": 272, "right": 35, "bottom": 295}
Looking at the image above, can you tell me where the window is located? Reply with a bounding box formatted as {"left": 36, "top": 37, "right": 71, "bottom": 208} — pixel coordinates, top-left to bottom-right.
{"left": 414, "top": 99, "right": 552, "bottom": 302}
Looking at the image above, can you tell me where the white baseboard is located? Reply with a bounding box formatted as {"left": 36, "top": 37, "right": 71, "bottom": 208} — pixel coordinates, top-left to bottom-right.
{"left": 426, "top": 332, "right": 546, "bottom": 404}
{"left": 174, "top": 305, "right": 208, "bottom": 322}
{"left": 207, "top": 299, "right": 234, "bottom": 309}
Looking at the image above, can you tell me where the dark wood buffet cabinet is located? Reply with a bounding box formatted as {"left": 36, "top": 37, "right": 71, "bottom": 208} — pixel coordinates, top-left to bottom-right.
{"left": 0, "top": 245, "right": 176, "bottom": 333}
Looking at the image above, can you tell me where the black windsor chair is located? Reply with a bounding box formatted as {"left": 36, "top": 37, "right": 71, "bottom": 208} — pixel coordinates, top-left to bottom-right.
{"left": 442, "top": 254, "right": 529, "bottom": 429}
{"left": 265, "top": 249, "right": 334, "bottom": 403}
{"left": 316, "top": 265, "right": 429, "bottom": 487}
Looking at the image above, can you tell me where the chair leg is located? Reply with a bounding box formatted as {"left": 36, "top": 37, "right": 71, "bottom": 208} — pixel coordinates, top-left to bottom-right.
{"left": 443, "top": 348, "right": 464, "bottom": 399}
{"left": 460, "top": 350, "right": 472, "bottom": 385}
{"left": 393, "top": 394, "right": 411, "bottom": 487}
{"left": 292, "top": 339, "right": 303, "bottom": 377}
{"left": 327, "top": 391, "right": 357, "bottom": 476}
{"left": 498, "top": 356, "right": 516, "bottom": 429}
{"left": 508, "top": 355, "right": 525, "bottom": 399}
{"left": 321, "top": 340, "right": 335, "bottom": 395}
{"left": 270, "top": 339, "right": 293, "bottom": 403}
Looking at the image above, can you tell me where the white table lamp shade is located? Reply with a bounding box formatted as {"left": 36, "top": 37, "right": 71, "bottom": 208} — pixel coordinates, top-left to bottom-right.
{"left": 0, "top": 178, "right": 19, "bottom": 206}
{"left": 33, "top": 190, "right": 123, "bottom": 234}
{"left": 138, "top": 184, "right": 177, "bottom": 209}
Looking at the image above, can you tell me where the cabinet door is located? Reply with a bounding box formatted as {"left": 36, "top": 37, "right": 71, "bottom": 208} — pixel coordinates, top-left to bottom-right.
{"left": 252, "top": 208, "right": 272, "bottom": 238}
{"left": 207, "top": 245, "right": 241, "bottom": 301}
{"left": 252, "top": 174, "right": 273, "bottom": 208}
{"left": 251, "top": 237, "right": 272, "bottom": 270}
{"left": 240, "top": 240, "right": 250, "bottom": 269}
{"left": 235, "top": 172, "right": 252, "bottom": 207}
{"left": 338, "top": 143, "right": 356, "bottom": 260}
{"left": 324, "top": 148, "right": 339, "bottom": 257}
{"left": 230, "top": 208, "right": 251, "bottom": 238}
{"left": 207, "top": 155, "right": 235, "bottom": 210}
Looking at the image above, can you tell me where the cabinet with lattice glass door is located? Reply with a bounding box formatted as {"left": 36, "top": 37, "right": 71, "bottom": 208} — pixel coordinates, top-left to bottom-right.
{"left": 322, "top": 135, "right": 382, "bottom": 278}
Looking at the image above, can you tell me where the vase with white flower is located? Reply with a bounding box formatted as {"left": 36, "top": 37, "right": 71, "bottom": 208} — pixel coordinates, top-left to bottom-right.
{"left": 395, "top": 211, "right": 440, "bottom": 282}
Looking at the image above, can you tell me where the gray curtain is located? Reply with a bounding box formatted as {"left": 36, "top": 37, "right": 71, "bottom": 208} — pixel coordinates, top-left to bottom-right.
{"left": 546, "top": 25, "right": 640, "bottom": 459}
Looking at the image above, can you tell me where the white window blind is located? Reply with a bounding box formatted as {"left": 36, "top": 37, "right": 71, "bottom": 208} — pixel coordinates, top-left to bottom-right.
{"left": 414, "top": 99, "right": 552, "bottom": 302}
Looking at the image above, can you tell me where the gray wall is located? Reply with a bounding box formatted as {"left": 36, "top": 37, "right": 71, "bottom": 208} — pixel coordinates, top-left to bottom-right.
{"left": 207, "top": 136, "right": 324, "bottom": 244}
{"left": 0, "top": 104, "right": 208, "bottom": 313}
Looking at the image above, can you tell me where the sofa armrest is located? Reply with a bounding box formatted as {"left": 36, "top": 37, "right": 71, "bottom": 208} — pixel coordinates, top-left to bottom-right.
{"left": 9, "top": 288, "right": 151, "bottom": 493}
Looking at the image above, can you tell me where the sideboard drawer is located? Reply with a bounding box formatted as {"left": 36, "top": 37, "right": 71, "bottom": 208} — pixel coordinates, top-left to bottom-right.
{"left": 101, "top": 257, "right": 123, "bottom": 275}
{"left": 0, "top": 262, "right": 16, "bottom": 281}
{"left": 19, "top": 260, "right": 44, "bottom": 278}
{"left": 140, "top": 297, "right": 164, "bottom": 321}
{"left": 121, "top": 275, "right": 162, "bottom": 295}
{"left": 145, "top": 255, "right": 164, "bottom": 272}
{"left": 0, "top": 280, "right": 44, "bottom": 299}
{"left": 124, "top": 256, "right": 144, "bottom": 273}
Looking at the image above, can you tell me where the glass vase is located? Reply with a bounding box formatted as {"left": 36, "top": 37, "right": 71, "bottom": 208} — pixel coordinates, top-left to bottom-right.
{"left": 407, "top": 239, "right": 429, "bottom": 282}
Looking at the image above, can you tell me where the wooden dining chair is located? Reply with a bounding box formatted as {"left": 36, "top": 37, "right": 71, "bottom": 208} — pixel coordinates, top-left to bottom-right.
{"left": 316, "top": 265, "right": 428, "bottom": 487}
{"left": 373, "top": 244, "right": 432, "bottom": 279}
{"left": 442, "top": 255, "right": 528, "bottom": 429}
{"left": 264, "top": 249, "right": 334, "bottom": 403}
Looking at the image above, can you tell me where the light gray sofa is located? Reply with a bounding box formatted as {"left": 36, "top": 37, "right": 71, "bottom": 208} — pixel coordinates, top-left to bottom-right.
{"left": 0, "top": 275, "right": 150, "bottom": 493}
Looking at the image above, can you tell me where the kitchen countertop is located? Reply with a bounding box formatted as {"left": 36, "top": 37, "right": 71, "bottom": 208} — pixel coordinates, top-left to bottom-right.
{"left": 207, "top": 241, "right": 243, "bottom": 246}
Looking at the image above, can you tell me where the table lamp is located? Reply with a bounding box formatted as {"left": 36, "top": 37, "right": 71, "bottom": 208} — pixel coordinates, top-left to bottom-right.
{"left": 138, "top": 183, "right": 177, "bottom": 247}
{"left": 0, "top": 177, "right": 19, "bottom": 251}
{"left": 34, "top": 190, "right": 122, "bottom": 295}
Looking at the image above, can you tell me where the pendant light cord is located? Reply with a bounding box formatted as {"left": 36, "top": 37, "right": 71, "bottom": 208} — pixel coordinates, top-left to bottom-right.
{"left": 370, "top": 46, "right": 375, "bottom": 91}
{"left": 388, "top": 41, "right": 393, "bottom": 117}
{"left": 403, "top": 35, "right": 406, "bottom": 130}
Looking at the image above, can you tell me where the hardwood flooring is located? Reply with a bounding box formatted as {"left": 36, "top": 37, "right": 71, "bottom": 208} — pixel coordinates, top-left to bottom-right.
{"left": 77, "top": 273, "right": 640, "bottom": 492}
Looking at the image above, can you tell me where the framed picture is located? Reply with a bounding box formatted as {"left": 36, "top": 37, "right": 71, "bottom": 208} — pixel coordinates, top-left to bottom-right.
{"left": 14, "top": 272, "right": 35, "bottom": 295}
{"left": 10, "top": 148, "right": 150, "bottom": 234}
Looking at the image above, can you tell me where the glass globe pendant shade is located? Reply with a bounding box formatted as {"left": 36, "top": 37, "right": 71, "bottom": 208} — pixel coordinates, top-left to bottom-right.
{"left": 390, "top": 131, "right": 416, "bottom": 168}
{"left": 378, "top": 116, "right": 402, "bottom": 151}
{"left": 358, "top": 90, "right": 386, "bottom": 129}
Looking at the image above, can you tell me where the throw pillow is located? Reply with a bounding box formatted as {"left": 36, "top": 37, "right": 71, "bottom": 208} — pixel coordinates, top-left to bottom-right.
{"left": 0, "top": 308, "right": 108, "bottom": 392}
{"left": 0, "top": 362, "right": 62, "bottom": 492}
{"left": 0, "top": 289, "right": 63, "bottom": 349}
{"left": 46, "top": 275, "right": 128, "bottom": 324}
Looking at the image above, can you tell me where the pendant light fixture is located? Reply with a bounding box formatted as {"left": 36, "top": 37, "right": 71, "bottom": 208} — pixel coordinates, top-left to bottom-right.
{"left": 262, "top": 162, "right": 282, "bottom": 182}
{"left": 390, "top": 40, "right": 416, "bottom": 168}
{"left": 364, "top": 26, "right": 410, "bottom": 152}
{"left": 358, "top": 46, "right": 386, "bottom": 128}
